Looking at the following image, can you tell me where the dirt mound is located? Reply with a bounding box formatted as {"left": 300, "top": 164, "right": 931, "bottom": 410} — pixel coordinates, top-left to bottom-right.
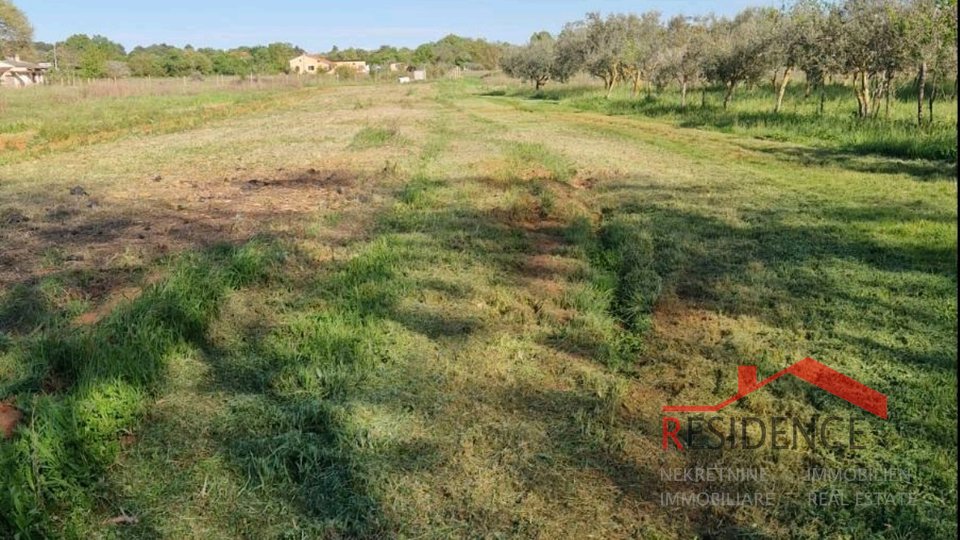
{"left": 239, "top": 168, "right": 356, "bottom": 191}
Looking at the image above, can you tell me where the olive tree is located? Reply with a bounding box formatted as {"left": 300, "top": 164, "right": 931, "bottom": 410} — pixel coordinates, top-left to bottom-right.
{"left": 501, "top": 32, "right": 557, "bottom": 90}
{"left": 837, "top": 0, "right": 909, "bottom": 118}
{"left": 550, "top": 13, "right": 626, "bottom": 96}
{"left": 553, "top": 22, "right": 588, "bottom": 83}
{"left": 0, "top": 0, "right": 32, "bottom": 58}
{"left": 784, "top": 1, "right": 846, "bottom": 115}
{"left": 905, "top": 0, "right": 958, "bottom": 125}
{"left": 621, "top": 11, "right": 664, "bottom": 96}
{"left": 660, "top": 15, "right": 709, "bottom": 108}
{"left": 701, "top": 8, "right": 780, "bottom": 109}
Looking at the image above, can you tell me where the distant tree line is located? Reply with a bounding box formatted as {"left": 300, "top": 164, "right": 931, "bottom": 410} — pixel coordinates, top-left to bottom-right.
{"left": 501, "top": 0, "right": 958, "bottom": 125}
{"left": 21, "top": 33, "right": 505, "bottom": 80}
{"left": 2, "top": 0, "right": 507, "bottom": 79}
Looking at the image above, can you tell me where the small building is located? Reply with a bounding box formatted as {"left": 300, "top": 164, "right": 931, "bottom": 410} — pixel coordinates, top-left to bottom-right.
{"left": 412, "top": 70, "right": 427, "bottom": 81}
{"left": 290, "top": 54, "right": 369, "bottom": 76}
{"left": 333, "top": 60, "right": 369, "bottom": 75}
{"left": 0, "top": 56, "right": 49, "bottom": 88}
{"left": 289, "top": 54, "right": 335, "bottom": 74}
{"left": 388, "top": 62, "right": 407, "bottom": 73}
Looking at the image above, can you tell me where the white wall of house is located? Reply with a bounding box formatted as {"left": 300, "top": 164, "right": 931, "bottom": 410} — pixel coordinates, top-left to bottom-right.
{"left": 0, "top": 59, "right": 47, "bottom": 88}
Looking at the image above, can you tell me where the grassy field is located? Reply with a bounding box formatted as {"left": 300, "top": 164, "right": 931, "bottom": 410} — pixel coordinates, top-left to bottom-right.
{"left": 0, "top": 76, "right": 956, "bottom": 538}
{"left": 488, "top": 75, "right": 959, "bottom": 164}
{"left": 0, "top": 76, "right": 337, "bottom": 166}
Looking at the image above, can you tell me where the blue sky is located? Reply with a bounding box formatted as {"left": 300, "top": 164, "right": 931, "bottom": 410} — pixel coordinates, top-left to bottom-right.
{"left": 19, "top": 1, "right": 777, "bottom": 51}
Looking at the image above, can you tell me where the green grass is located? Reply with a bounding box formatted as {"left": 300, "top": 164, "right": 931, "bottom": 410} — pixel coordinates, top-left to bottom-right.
{"left": 0, "top": 239, "right": 286, "bottom": 536}
{"left": 504, "top": 141, "right": 576, "bottom": 182}
{"left": 0, "top": 79, "right": 318, "bottom": 166}
{"left": 497, "top": 82, "right": 959, "bottom": 163}
{"left": 0, "top": 76, "right": 956, "bottom": 538}
{"left": 349, "top": 126, "right": 403, "bottom": 149}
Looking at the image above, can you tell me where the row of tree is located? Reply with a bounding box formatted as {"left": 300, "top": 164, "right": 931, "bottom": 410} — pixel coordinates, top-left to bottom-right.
{"left": 3, "top": 1, "right": 504, "bottom": 78}
{"left": 501, "top": 0, "right": 958, "bottom": 125}
{"left": 27, "top": 34, "right": 503, "bottom": 79}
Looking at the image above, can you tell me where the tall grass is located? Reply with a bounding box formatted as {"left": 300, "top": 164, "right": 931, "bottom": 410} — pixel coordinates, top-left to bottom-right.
{"left": 499, "top": 81, "right": 958, "bottom": 162}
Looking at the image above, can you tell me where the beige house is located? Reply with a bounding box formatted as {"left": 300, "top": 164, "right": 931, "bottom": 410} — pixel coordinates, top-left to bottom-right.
{"left": 289, "top": 54, "right": 335, "bottom": 74}
{"left": 289, "top": 54, "right": 369, "bottom": 75}
{"left": 0, "top": 56, "right": 49, "bottom": 88}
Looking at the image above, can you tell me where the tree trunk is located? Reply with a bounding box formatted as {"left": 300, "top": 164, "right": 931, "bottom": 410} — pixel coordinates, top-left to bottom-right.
{"left": 723, "top": 82, "right": 734, "bottom": 109}
{"left": 917, "top": 61, "right": 926, "bottom": 127}
{"left": 819, "top": 84, "right": 826, "bottom": 116}
{"left": 853, "top": 71, "right": 870, "bottom": 118}
{"left": 631, "top": 71, "right": 640, "bottom": 98}
{"left": 871, "top": 74, "right": 884, "bottom": 118}
{"left": 680, "top": 80, "right": 688, "bottom": 110}
{"left": 605, "top": 69, "right": 618, "bottom": 99}
{"left": 775, "top": 66, "right": 793, "bottom": 113}
{"left": 853, "top": 72, "right": 864, "bottom": 117}
{"left": 928, "top": 72, "right": 937, "bottom": 124}
{"left": 701, "top": 87, "right": 707, "bottom": 108}
{"left": 884, "top": 78, "right": 892, "bottom": 119}
{"left": 861, "top": 71, "right": 872, "bottom": 118}
{"left": 535, "top": 78, "right": 544, "bottom": 91}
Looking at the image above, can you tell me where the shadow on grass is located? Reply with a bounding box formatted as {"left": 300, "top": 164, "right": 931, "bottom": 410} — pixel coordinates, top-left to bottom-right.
{"left": 588, "top": 175, "right": 956, "bottom": 537}
{"left": 0, "top": 237, "right": 287, "bottom": 536}
{"left": 2, "top": 163, "right": 955, "bottom": 537}
{"left": 749, "top": 144, "right": 958, "bottom": 180}
{"left": 187, "top": 174, "right": 664, "bottom": 536}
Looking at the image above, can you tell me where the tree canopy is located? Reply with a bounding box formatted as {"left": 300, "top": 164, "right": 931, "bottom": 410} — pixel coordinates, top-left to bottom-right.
{"left": 500, "top": 0, "right": 958, "bottom": 121}
{"left": 0, "top": 0, "right": 32, "bottom": 58}
{"left": 28, "top": 31, "right": 505, "bottom": 78}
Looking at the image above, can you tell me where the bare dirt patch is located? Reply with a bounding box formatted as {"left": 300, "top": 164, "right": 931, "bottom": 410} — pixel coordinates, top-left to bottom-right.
{"left": 651, "top": 293, "right": 726, "bottom": 350}
{"left": 0, "top": 167, "right": 376, "bottom": 307}
{"left": 0, "top": 401, "right": 22, "bottom": 439}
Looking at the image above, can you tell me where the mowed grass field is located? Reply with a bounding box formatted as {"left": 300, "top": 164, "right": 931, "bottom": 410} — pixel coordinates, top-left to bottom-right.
{"left": 0, "top": 77, "right": 956, "bottom": 538}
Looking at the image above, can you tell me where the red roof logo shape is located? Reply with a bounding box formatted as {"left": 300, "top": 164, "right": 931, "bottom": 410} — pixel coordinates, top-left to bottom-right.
{"left": 662, "top": 357, "right": 888, "bottom": 419}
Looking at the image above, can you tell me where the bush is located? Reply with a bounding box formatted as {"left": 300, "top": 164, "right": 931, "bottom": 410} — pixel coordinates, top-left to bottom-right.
{"left": 335, "top": 65, "right": 357, "bottom": 81}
